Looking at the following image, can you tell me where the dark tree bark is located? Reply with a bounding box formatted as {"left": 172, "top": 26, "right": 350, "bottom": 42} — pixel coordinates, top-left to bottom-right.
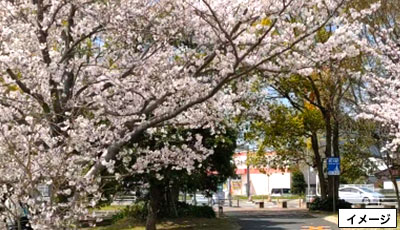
{"left": 146, "top": 181, "right": 162, "bottom": 230}
{"left": 312, "top": 132, "right": 327, "bottom": 199}
{"left": 323, "top": 110, "right": 335, "bottom": 201}
{"left": 332, "top": 118, "right": 340, "bottom": 205}
{"left": 386, "top": 151, "right": 400, "bottom": 214}
{"left": 169, "top": 183, "right": 179, "bottom": 217}
{"left": 388, "top": 167, "right": 400, "bottom": 213}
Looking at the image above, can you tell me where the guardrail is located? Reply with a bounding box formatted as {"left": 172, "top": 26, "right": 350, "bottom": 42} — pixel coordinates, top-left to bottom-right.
{"left": 111, "top": 195, "right": 137, "bottom": 205}
{"left": 113, "top": 195, "right": 136, "bottom": 201}
{"left": 183, "top": 198, "right": 241, "bottom": 207}
{"left": 217, "top": 198, "right": 240, "bottom": 207}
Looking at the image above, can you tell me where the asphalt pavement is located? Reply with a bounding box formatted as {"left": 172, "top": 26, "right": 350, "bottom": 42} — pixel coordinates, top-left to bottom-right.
{"left": 226, "top": 209, "right": 339, "bottom": 230}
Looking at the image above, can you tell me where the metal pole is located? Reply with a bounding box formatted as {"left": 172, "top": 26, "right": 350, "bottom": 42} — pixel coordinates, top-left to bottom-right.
{"left": 307, "top": 166, "right": 310, "bottom": 197}
{"left": 247, "top": 164, "right": 250, "bottom": 198}
{"left": 228, "top": 177, "right": 232, "bottom": 207}
{"left": 247, "top": 145, "right": 251, "bottom": 198}
{"left": 306, "top": 148, "right": 311, "bottom": 198}
{"left": 332, "top": 176, "right": 336, "bottom": 213}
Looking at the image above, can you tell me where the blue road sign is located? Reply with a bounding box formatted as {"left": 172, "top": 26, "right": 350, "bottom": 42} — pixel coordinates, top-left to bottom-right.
{"left": 327, "top": 157, "right": 340, "bottom": 175}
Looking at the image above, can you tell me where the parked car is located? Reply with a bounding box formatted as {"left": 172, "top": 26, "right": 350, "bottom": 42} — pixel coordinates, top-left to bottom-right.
{"left": 339, "top": 186, "right": 384, "bottom": 205}
{"left": 191, "top": 194, "right": 213, "bottom": 206}
{"left": 270, "top": 188, "right": 291, "bottom": 197}
{"left": 212, "top": 191, "right": 225, "bottom": 206}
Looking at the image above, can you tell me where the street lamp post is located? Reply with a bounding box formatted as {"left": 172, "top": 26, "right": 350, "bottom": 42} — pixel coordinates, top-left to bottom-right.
{"left": 228, "top": 177, "right": 232, "bottom": 207}
{"left": 307, "top": 166, "right": 310, "bottom": 197}
{"left": 247, "top": 164, "right": 250, "bottom": 198}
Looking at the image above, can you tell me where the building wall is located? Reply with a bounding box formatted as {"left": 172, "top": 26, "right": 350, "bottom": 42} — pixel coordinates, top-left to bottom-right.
{"left": 269, "top": 172, "right": 291, "bottom": 191}
{"left": 250, "top": 173, "right": 269, "bottom": 195}
{"left": 230, "top": 152, "right": 292, "bottom": 196}
{"left": 231, "top": 172, "right": 291, "bottom": 196}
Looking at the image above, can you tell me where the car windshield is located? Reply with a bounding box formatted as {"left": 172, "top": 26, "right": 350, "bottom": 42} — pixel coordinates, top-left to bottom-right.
{"left": 360, "top": 188, "right": 374, "bottom": 193}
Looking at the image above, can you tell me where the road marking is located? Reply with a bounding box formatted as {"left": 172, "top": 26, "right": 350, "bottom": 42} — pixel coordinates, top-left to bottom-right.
{"left": 301, "top": 226, "right": 331, "bottom": 230}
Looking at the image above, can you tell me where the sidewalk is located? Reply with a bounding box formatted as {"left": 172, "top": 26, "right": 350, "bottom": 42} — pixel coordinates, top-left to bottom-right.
{"left": 223, "top": 208, "right": 339, "bottom": 230}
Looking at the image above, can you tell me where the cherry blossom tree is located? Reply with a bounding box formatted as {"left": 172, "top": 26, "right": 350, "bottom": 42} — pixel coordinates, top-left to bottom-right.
{"left": 361, "top": 25, "right": 400, "bottom": 154}
{"left": 357, "top": 0, "right": 400, "bottom": 212}
{"left": 0, "top": 0, "right": 361, "bottom": 229}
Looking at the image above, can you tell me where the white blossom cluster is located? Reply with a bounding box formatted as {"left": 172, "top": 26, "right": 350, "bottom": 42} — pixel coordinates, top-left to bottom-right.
{"left": 359, "top": 23, "right": 400, "bottom": 154}
{"left": 0, "top": 0, "right": 364, "bottom": 228}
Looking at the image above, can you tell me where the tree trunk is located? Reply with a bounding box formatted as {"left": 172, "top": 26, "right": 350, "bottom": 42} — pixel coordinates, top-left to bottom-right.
{"left": 146, "top": 182, "right": 161, "bottom": 230}
{"left": 311, "top": 132, "right": 327, "bottom": 199}
{"left": 389, "top": 169, "right": 400, "bottom": 213}
{"left": 391, "top": 174, "right": 400, "bottom": 213}
{"left": 169, "top": 183, "right": 179, "bottom": 217}
{"left": 332, "top": 118, "right": 340, "bottom": 204}
{"left": 323, "top": 111, "right": 334, "bottom": 200}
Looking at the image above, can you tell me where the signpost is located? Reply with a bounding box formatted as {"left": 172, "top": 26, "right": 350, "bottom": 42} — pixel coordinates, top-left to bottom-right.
{"left": 327, "top": 157, "right": 340, "bottom": 176}
{"left": 327, "top": 157, "right": 340, "bottom": 213}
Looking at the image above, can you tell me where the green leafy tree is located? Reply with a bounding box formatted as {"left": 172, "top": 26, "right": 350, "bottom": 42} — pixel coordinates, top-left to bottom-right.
{"left": 339, "top": 118, "right": 378, "bottom": 184}
{"left": 246, "top": 104, "right": 311, "bottom": 168}
{"left": 291, "top": 168, "right": 307, "bottom": 195}
{"left": 245, "top": 102, "right": 328, "bottom": 198}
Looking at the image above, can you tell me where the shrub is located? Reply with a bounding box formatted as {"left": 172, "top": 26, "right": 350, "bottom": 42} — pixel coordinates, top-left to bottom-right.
{"left": 111, "top": 201, "right": 215, "bottom": 223}
{"left": 190, "top": 205, "right": 216, "bottom": 218}
{"left": 111, "top": 202, "right": 147, "bottom": 223}
{"left": 291, "top": 169, "right": 306, "bottom": 195}
{"left": 160, "top": 202, "right": 215, "bottom": 218}
{"left": 309, "top": 197, "right": 351, "bottom": 211}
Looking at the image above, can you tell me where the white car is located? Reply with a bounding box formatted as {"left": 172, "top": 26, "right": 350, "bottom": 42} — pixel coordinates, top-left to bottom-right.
{"left": 339, "top": 186, "right": 384, "bottom": 205}
{"left": 191, "top": 194, "right": 213, "bottom": 206}
{"left": 212, "top": 191, "right": 225, "bottom": 206}
{"left": 270, "top": 188, "right": 291, "bottom": 197}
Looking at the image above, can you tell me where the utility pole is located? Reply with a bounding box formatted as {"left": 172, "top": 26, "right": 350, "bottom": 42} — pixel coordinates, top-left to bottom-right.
{"left": 247, "top": 164, "right": 250, "bottom": 198}
{"left": 246, "top": 145, "right": 251, "bottom": 198}
{"left": 332, "top": 175, "right": 336, "bottom": 212}
{"left": 228, "top": 177, "right": 232, "bottom": 207}
{"left": 307, "top": 166, "right": 310, "bottom": 197}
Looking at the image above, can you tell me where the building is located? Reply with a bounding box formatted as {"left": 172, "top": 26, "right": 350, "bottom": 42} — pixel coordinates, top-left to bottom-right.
{"left": 375, "top": 167, "right": 400, "bottom": 189}
{"left": 230, "top": 151, "right": 291, "bottom": 196}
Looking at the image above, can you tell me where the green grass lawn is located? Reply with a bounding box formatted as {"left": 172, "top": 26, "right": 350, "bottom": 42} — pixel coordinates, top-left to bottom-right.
{"left": 81, "top": 217, "right": 240, "bottom": 230}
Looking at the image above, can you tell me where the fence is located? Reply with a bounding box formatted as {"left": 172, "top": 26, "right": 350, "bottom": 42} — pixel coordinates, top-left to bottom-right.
{"left": 111, "top": 195, "right": 137, "bottom": 205}
{"left": 181, "top": 197, "right": 241, "bottom": 207}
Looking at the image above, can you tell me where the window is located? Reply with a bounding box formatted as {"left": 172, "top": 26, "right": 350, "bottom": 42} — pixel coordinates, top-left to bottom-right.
{"left": 349, "top": 188, "right": 360, "bottom": 193}
{"left": 271, "top": 189, "right": 281, "bottom": 194}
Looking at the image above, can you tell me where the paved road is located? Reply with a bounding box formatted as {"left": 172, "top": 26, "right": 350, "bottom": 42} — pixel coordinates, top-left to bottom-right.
{"left": 226, "top": 209, "right": 339, "bottom": 230}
